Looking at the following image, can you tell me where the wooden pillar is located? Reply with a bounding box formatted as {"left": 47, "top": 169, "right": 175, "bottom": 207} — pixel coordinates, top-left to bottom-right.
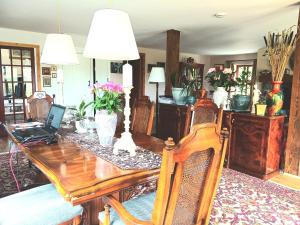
{"left": 165, "top": 29, "right": 180, "bottom": 95}
{"left": 285, "top": 8, "right": 300, "bottom": 176}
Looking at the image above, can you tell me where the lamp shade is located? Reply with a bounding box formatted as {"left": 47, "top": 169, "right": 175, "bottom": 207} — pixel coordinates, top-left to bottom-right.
{"left": 41, "top": 34, "right": 78, "bottom": 65}
{"left": 83, "top": 9, "right": 139, "bottom": 60}
{"left": 149, "top": 67, "right": 165, "bottom": 83}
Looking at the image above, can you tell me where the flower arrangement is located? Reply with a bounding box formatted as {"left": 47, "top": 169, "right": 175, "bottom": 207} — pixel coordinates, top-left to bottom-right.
{"left": 205, "top": 67, "right": 236, "bottom": 90}
{"left": 89, "top": 82, "right": 123, "bottom": 114}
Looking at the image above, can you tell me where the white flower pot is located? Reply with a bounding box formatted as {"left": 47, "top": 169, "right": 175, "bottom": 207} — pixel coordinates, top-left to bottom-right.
{"left": 213, "top": 87, "right": 228, "bottom": 108}
{"left": 75, "top": 120, "right": 87, "bottom": 133}
{"left": 95, "top": 110, "right": 118, "bottom": 146}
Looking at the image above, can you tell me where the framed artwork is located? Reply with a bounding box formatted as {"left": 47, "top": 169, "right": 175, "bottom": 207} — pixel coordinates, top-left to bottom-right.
{"left": 52, "top": 73, "right": 57, "bottom": 78}
{"left": 43, "top": 76, "right": 51, "bottom": 87}
{"left": 215, "top": 64, "right": 224, "bottom": 71}
{"left": 42, "top": 67, "right": 51, "bottom": 75}
{"left": 51, "top": 65, "right": 57, "bottom": 72}
{"left": 110, "top": 62, "right": 123, "bottom": 73}
{"left": 147, "top": 64, "right": 156, "bottom": 73}
{"left": 157, "top": 62, "right": 165, "bottom": 69}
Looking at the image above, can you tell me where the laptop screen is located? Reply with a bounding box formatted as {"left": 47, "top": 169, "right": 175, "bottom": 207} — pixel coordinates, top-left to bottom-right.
{"left": 45, "top": 104, "right": 66, "bottom": 129}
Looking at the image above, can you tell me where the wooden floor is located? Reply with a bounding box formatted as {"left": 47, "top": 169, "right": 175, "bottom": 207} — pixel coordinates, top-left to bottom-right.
{"left": 0, "top": 135, "right": 299, "bottom": 190}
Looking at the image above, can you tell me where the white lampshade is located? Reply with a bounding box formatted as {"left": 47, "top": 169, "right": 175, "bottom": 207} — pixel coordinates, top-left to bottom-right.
{"left": 149, "top": 67, "right": 165, "bottom": 83}
{"left": 83, "top": 9, "right": 139, "bottom": 60}
{"left": 41, "top": 34, "right": 78, "bottom": 65}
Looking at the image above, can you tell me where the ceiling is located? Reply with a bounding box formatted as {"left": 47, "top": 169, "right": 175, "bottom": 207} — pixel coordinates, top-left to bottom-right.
{"left": 0, "top": 0, "right": 299, "bottom": 55}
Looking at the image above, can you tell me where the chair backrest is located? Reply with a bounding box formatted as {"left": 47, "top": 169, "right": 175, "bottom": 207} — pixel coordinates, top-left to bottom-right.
{"left": 26, "top": 92, "right": 53, "bottom": 122}
{"left": 152, "top": 123, "right": 229, "bottom": 225}
{"left": 184, "top": 90, "right": 223, "bottom": 136}
{"left": 131, "top": 96, "right": 155, "bottom": 135}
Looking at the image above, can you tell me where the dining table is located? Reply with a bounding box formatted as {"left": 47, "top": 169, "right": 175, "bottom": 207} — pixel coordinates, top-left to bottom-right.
{"left": 3, "top": 124, "right": 165, "bottom": 225}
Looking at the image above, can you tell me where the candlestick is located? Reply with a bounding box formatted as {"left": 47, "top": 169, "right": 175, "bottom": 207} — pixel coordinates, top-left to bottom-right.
{"left": 122, "top": 63, "right": 132, "bottom": 87}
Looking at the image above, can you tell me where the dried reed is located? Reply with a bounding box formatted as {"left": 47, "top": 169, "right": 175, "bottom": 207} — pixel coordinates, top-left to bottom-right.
{"left": 264, "top": 26, "right": 299, "bottom": 82}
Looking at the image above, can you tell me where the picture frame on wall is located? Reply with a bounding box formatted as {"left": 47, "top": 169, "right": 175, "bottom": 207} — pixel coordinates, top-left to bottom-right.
{"left": 52, "top": 73, "right": 57, "bottom": 78}
{"left": 51, "top": 65, "right": 57, "bottom": 72}
{"left": 110, "top": 62, "right": 123, "bottom": 73}
{"left": 43, "top": 76, "right": 51, "bottom": 87}
{"left": 42, "top": 67, "right": 51, "bottom": 75}
{"left": 214, "top": 64, "right": 224, "bottom": 71}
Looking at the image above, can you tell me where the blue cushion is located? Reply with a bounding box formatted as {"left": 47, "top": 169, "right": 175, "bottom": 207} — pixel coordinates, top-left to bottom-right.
{"left": 0, "top": 184, "right": 83, "bottom": 225}
{"left": 99, "top": 192, "right": 156, "bottom": 225}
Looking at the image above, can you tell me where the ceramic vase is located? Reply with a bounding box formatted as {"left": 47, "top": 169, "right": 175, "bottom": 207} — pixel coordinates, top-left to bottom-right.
{"left": 172, "top": 87, "right": 187, "bottom": 105}
{"left": 231, "top": 94, "right": 251, "bottom": 111}
{"left": 255, "top": 104, "right": 267, "bottom": 116}
{"left": 213, "top": 87, "right": 228, "bottom": 108}
{"left": 266, "top": 81, "right": 283, "bottom": 116}
{"left": 95, "top": 110, "right": 117, "bottom": 146}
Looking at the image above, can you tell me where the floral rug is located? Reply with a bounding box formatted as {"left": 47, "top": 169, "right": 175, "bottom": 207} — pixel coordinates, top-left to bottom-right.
{"left": 210, "top": 169, "right": 300, "bottom": 225}
{"left": 0, "top": 152, "right": 38, "bottom": 198}
{"left": 1, "top": 152, "right": 299, "bottom": 224}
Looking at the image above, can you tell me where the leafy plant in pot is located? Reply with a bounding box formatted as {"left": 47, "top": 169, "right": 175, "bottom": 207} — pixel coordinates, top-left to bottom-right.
{"left": 255, "top": 92, "right": 267, "bottom": 116}
{"left": 74, "top": 100, "right": 89, "bottom": 133}
{"left": 171, "top": 72, "right": 188, "bottom": 105}
{"left": 231, "top": 70, "right": 252, "bottom": 111}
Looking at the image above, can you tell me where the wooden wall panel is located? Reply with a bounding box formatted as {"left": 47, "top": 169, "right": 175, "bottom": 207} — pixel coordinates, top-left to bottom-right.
{"left": 165, "top": 29, "right": 180, "bottom": 95}
{"left": 285, "top": 8, "right": 300, "bottom": 176}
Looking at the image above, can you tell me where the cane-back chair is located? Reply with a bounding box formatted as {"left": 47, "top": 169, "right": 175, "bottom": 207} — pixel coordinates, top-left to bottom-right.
{"left": 99, "top": 123, "right": 229, "bottom": 225}
{"left": 184, "top": 90, "right": 223, "bottom": 137}
{"left": 26, "top": 92, "right": 54, "bottom": 122}
{"left": 131, "top": 96, "right": 155, "bottom": 135}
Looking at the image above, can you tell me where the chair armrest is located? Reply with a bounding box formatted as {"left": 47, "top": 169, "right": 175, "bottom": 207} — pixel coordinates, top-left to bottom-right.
{"left": 102, "top": 195, "right": 153, "bottom": 225}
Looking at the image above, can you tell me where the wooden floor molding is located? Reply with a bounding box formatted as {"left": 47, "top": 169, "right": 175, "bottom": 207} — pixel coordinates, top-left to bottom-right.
{"left": 270, "top": 173, "right": 300, "bottom": 191}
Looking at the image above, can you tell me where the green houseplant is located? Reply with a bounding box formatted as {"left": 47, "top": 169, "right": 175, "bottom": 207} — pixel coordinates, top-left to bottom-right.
{"left": 74, "top": 100, "right": 89, "bottom": 133}
{"left": 231, "top": 70, "right": 252, "bottom": 111}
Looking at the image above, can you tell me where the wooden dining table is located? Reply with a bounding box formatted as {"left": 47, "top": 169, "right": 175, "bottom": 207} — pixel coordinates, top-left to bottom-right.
{"left": 3, "top": 124, "right": 165, "bottom": 225}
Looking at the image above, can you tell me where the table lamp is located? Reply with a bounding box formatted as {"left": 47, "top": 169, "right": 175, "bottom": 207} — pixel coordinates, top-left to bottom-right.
{"left": 83, "top": 9, "right": 140, "bottom": 157}
{"left": 148, "top": 67, "right": 165, "bottom": 134}
{"left": 41, "top": 34, "right": 78, "bottom": 105}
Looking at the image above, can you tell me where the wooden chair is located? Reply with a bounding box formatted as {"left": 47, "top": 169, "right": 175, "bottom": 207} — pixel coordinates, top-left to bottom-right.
{"left": 183, "top": 89, "right": 223, "bottom": 137}
{"left": 0, "top": 184, "right": 83, "bottom": 225}
{"left": 98, "top": 123, "right": 229, "bottom": 225}
{"left": 131, "top": 96, "right": 155, "bottom": 135}
{"left": 26, "top": 92, "right": 54, "bottom": 122}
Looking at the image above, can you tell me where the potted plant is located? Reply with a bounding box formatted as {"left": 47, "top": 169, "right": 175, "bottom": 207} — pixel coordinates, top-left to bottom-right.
{"left": 205, "top": 67, "right": 235, "bottom": 108}
{"left": 255, "top": 92, "right": 267, "bottom": 116}
{"left": 74, "top": 100, "right": 88, "bottom": 133}
{"left": 231, "top": 70, "right": 252, "bottom": 111}
{"left": 88, "top": 82, "right": 123, "bottom": 146}
{"left": 171, "top": 72, "right": 188, "bottom": 105}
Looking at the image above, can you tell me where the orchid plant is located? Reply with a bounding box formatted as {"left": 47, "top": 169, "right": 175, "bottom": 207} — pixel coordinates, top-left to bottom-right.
{"left": 205, "top": 67, "right": 236, "bottom": 90}
{"left": 89, "top": 82, "right": 124, "bottom": 114}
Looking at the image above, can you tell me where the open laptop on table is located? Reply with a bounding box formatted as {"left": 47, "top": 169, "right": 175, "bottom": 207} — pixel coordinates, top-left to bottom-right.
{"left": 12, "top": 104, "right": 66, "bottom": 144}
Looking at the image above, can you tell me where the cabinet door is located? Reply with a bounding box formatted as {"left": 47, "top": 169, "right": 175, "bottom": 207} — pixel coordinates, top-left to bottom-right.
{"left": 230, "top": 115, "right": 269, "bottom": 174}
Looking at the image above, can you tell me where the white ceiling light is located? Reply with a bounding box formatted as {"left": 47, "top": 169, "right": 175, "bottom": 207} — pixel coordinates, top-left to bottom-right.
{"left": 83, "top": 9, "right": 139, "bottom": 60}
{"left": 214, "top": 12, "right": 227, "bottom": 18}
{"left": 41, "top": 33, "right": 78, "bottom": 65}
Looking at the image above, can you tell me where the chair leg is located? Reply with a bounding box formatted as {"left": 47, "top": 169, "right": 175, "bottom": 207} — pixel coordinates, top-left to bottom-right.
{"left": 103, "top": 204, "right": 110, "bottom": 225}
{"left": 72, "top": 215, "right": 81, "bottom": 225}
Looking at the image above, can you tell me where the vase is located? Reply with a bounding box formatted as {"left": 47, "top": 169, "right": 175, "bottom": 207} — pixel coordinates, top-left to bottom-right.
{"left": 95, "top": 110, "right": 118, "bottom": 146}
{"left": 231, "top": 94, "right": 251, "bottom": 111}
{"left": 213, "top": 87, "right": 228, "bottom": 108}
{"left": 266, "top": 81, "right": 283, "bottom": 116}
{"left": 186, "top": 96, "right": 196, "bottom": 105}
{"left": 172, "top": 87, "right": 187, "bottom": 105}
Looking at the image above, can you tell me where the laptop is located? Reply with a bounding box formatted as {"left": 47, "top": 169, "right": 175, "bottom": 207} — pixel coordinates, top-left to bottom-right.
{"left": 12, "top": 104, "right": 66, "bottom": 143}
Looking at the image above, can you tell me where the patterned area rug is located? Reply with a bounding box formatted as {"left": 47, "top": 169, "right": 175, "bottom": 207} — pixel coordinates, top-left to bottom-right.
{"left": 1, "top": 152, "right": 299, "bottom": 224}
{"left": 210, "top": 169, "right": 300, "bottom": 224}
{"left": 0, "top": 152, "right": 38, "bottom": 198}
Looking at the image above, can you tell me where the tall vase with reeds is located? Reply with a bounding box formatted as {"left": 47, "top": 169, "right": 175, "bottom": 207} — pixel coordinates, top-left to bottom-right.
{"left": 264, "top": 27, "right": 299, "bottom": 116}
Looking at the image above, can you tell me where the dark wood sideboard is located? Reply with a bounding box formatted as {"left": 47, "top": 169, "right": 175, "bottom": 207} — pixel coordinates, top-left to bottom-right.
{"left": 223, "top": 112, "right": 284, "bottom": 180}
{"left": 157, "top": 105, "right": 285, "bottom": 180}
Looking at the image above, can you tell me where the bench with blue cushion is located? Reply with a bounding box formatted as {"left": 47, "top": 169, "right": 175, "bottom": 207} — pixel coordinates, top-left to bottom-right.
{"left": 0, "top": 184, "right": 83, "bottom": 225}
{"left": 99, "top": 192, "right": 156, "bottom": 225}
